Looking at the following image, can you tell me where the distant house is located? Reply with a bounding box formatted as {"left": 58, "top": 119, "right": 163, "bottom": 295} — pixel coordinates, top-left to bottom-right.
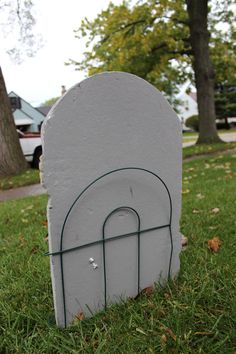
{"left": 36, "top": 106, "right": 52, "bottom": 116}
{"left": 8, "top": 92, "right": 47, "bottom": 132}
{"left": 177, "top": 90, "right": 198, "bottom": 130}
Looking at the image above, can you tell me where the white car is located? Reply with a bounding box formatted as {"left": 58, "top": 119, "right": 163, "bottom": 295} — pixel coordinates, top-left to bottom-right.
{"left": 17, "top": 130, "right": 42, "bottom": 168}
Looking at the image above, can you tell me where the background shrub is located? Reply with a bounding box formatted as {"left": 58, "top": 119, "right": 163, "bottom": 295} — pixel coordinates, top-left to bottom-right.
{"left": 185, "top": 115, "right": 199, "bottom": 131}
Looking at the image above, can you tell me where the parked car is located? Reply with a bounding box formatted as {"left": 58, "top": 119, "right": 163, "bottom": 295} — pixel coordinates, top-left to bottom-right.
{"left": 17, "top": 130, "right": 42, "bottom": 168}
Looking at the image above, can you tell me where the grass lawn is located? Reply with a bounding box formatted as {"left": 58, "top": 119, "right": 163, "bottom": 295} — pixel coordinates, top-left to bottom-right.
{"left": 183, "top": 142, "right": 236, "bottom": 159}
{"left": 0, "top": 169, "right": 40, "bottom": 191}
{"left": 0, "top": 152, "right": 236, "bottom": 352}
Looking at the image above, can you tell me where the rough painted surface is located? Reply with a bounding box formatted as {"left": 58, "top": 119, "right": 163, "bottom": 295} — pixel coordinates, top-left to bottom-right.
{"left": 42, "top": 72, "right": 182, "bottom": 327}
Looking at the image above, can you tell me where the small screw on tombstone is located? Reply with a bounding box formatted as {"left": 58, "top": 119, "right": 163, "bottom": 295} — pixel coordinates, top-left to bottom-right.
{"left": 92, "top": 263, "right": 98, "bottom": 269}
{"left": 89, "top": 258, "right": 98, "bottom": 269}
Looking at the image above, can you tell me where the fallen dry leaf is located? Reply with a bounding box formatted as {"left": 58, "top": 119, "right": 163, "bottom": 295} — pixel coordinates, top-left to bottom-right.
{"left": 21, "top": 218, "right": 28, "bottom": 223}
{"left": 136, "top": 328, "right": 147, "bottom": 335}
{"left": 140, "top": 286, "right": 154, "bottom": 297}
{"left": 165, "top": 328, "right": 177, "bottom": 342}
{"left": 211, "top": 207, "right": 220, "bottom": 214}
{"left": 181, "top": 235, "right": 188, "bottom": 248}
{"left": 160, "top": 334, "right": 167, "bottom": 345}
{"left": 182, "top": 189, "right": 190, "bottom": 194}
{"left": 19, "top": 234, "right": 26, "bottom": 246}
{"left": 30, "top": 247, "right": 39, "bottom": 254}
{"left": 192, "top": 209, "right": 200, "bottom": 214}
{"left": 75, "top": 312, "right": 85, "bottom": 321}
{"left": 185, "top": 167, "right": 195, "bottom": 172}
{"left": 208, "top": 237, "right": 221, "bottom": 252}
{"left": 164, "top": 292, "right": 171, "bottom": 300}
{"left": 194, "top": 331, "right": 214, "bottom": 336}
{"left": 42, "top": 220, "right": 48, "bottom": 226}
{"left": 167, "top": 349, "right": 176, "bottom": 354}
{"left": 134, "top": 286, "right": 154, "bottom": 299}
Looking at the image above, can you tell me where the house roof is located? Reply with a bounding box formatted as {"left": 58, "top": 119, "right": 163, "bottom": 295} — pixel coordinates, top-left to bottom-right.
{"left": 15, "top": 118, "right": 33, "bottom": 126}
{"left": 189, "top": 92, "right": 197, "bottom": 102}
{"left": 36, "top": 106, "right": 52, "bottom": 116}
{"left": 9, "top": 91, "right": 45, "bottom": 125}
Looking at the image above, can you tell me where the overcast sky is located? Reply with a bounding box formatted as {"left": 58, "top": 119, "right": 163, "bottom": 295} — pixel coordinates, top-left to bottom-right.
{"left": 0, "top": 0, "right": 122, "bottom": 106}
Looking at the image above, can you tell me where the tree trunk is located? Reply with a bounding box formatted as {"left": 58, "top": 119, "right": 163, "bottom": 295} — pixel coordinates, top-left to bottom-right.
{"left": 186, "top": 0, "right": 222, "bottom": 144}
{"left": 0, "top": 66, "right": 28, "bottom": 176}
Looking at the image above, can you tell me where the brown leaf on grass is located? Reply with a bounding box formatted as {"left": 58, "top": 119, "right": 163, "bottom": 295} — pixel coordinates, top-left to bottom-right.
{"left": 136, "top": 328, "right": 147, "bottom": 335}
{"left": 42, "top": 220, "right": 48, "bottom": 226}
{"left": 181, "top": 235, "right": 188, "bottom": 248}
{"left": 19, "top": 234, "right": 26, "bottom": 246}
{"left": 167, "top": 349, "right": 176, "bottom": 354}
{"left": 165, "top": 328, "right": 177, "bottom": 342}
{"left": 182, "top": 189, "right": 190, "bottom": 194}
{"left": 164, "top": 292, "right": 171, "bottom": 300}
{"left": 185, "top": 167, "right": 195, "bottom": 172}
{"left": 208, "top": 237, "right": 221, "bottom": 252}
{"left": 211, "top": 207, "right": 220, "bottom": 214}
{"left": 30, "top": 246, "right": 39, "bottom": 254}
{"left": 140, "top": 286, "right": 154, "bottom": 297}
{"left": 196, "top": 193, "right": 205, "bottom": 199}
{"left": 75, "top": 312, "right": 85, "bottom": 321}
{"left": 21, "top": 218, "right": 28, "bottom": 223}
{"left": 160, "top": 334, "right": 167, "bottom": 345}
{"left": 44, "top": 234, "right": 48, "bottom": 242}
{"left": 134, "top": 285, "right": 154, "bottom": 299}
{"left": 194, "top": 331, "right": 214, "bottom": 336}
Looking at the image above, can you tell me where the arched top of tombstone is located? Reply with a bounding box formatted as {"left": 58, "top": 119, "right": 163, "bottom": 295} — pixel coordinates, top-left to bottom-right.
{"left": 42, "top": 71, "right": 181, "bottom": 194}
{"left": 44, "top": 71, "right": 179, "bottom": 129}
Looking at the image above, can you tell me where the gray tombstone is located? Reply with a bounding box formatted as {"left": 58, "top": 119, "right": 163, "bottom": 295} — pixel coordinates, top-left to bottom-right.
{"left": 41, "top": 72, "right": 182, "bottom": 328}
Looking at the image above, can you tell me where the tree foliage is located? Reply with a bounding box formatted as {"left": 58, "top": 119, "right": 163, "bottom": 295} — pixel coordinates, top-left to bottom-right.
{"left": 0, "top": 0, "right": 40, "bottom": 176}
{"left": 0, "top": 0, "right": 42, "bottom": 62}
{"left": 70, "top": 0, "right": 192, "bottom": 102}
{"left": 215, "top": 84, "right": 236, "bottom": 119}
{"left": 69, "top": 0, "right": 236, "bottom": 143}
{"left": 41, "top": 97, "right": 59, "bottom": 107}
{"left": 185, "top": 114, "right": 199, "bottom": 131}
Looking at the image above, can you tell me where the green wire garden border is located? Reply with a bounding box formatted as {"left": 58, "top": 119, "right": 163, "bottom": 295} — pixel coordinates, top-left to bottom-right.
{"left": 45, "top": 167, "right": 173, "bottom": 328}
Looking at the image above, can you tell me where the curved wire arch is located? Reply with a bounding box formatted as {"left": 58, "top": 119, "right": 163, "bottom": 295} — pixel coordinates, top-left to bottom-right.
{"left": 102, "top": 206, "right": 141, "bottom": 308}
{"left": 46, "top": 167, "right": 174, "bottom": 327}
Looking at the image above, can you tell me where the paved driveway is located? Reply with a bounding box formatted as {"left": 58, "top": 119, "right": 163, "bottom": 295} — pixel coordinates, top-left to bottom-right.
{"left": 183, "top": 132, "right": 236, "bottom": 147}
{"left": 0, "top": 184, "right": 46, "bottom": 202}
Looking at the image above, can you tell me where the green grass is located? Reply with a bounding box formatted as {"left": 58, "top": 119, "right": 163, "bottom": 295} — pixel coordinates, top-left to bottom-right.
{"left": 218, "top": 127, "right": 236, "bottom": 134}
{"left": 0, "top": 169, "right": 40, "bottom": 190}
{"left": 0, "top": 153, "right": 236, "bottom": 352}
{"left": 183, "top": 133, "right": 198, "bottom": 140}
{"left": 183, "top": 141, "right": 236, "bottom": 159}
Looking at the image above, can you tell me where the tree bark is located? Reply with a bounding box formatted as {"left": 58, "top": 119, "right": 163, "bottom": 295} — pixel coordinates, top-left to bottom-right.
{"left": 0, "top": 66, "right": 28, "bottom": 176}
{"left": 186, "top": 0, "right": 222, "bottom": 144}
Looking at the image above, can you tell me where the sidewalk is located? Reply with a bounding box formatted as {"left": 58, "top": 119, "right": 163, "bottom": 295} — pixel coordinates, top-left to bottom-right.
{"left": 0, "top": 184, "right": 46, "bottom": 202}
{"left": 182, "top": 131, "right": 236, "bottom": 147}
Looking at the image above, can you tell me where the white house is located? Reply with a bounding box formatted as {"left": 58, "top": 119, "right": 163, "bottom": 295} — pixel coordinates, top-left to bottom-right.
{"left": 177, "top": 90, "right": 198, "bottom": 130}
{"left": 9, "top": 91, "right": 46, "bottom": 132}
